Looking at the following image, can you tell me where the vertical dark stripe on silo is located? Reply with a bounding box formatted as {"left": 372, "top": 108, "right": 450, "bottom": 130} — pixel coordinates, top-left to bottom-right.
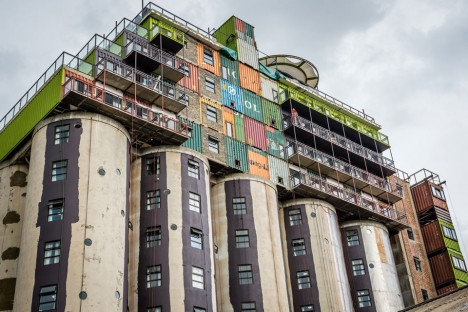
{"left": 123, "top": 140, "right": 130, "bottom": 311}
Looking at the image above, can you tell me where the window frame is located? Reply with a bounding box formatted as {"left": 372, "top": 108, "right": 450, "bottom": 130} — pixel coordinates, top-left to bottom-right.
{"left": 147, "top": 307, "right": 162, "bottom": 312}
{"left": 452, "top": 255, "right": 467, "bottom": 271}
{"left": 297, "top": 270, "right": 311, "bottom": 289}
{"left": 292, "top": 238, "right": 306, "bottom": 256}
{"left": 407, "top": 228, "right": 415, "bottom": 240}
{"left": 205, "top": 76, "right": 215, "bottom": 93}
{"left": 352, "top": 259, "right": 365, "bottom": 276}
{"left": 289, "top": 209, "right": 302, "bottom": 226}
{"left": 190, "top": 228, "right": 203, "bottom": 249}
{"left": 39, "top": 285, "right": 58, "bottom": 311}
{"left": 241, "top": 302, "right": 256, "bottom": 312}
{"left": 44, "top": 241, "right": 61, "bottom": 265}
{"left": 146, "top": 190, "right": 161, "bottom": 210}
{"left": 189, "top": 192, "right": 201, "bottom": 213}
{"left": 442, "top": 225, "right": 458, "bottom": 240}
{"left": 208, "top": 136, "right": 219, "bottom": 153}
{"left": 146, "top": 226, "right": 162, "bottom": 248}
{"left": 207, "top": 105, "right": 217, "bottom": 123}
{"left": 421, "top": 289, "right": 429, "bottom": 301}
{"left": 188, "top": 159, "right": 200, "bottom": 179}
{"left": 357, "top": 289, "right": 372, "bottom": 307}
{"left": 414, "top": 257, "right": 422, "bottom": 272}
{"left": 54, "top": 124, "right": 70, "bottom": 145}
{"left": 301, "top": 305, "right": 314, "bottom": 312}
{"left": 147, "top": 265, "right": 162, "bottom": 288}
{"left": 193, "top": 307, "right": 206, "bottom": 312}
{"left": 203, "top": 48, "right": 214, "bottom": 65}
{"left": 346, "top": 230, "right": 360, "bottom": 246}
{"left": 431, "top": 185, "right": 446, "bottom": 200}
{"left": 51, "top": 160, "right": 68, "bottom": 181}
{"left": 226, "top": 121, "right": 233, "bottom": 138}
{"left": 235, "top": 229, "right": 250, "bottom": 248}
{"left": 233, "top": 197, "right": 247, "bottom": 215}
{"left": 238, "top": 264, "right": 253, "bottom": 285}
{"left": 146, "top": 156, "right": 160, "bottom": 175}
{"left": 48, "top": 198, "right": 64, "bottom": 222}
{"left": 192, "top": 266, "right": 204, "bottom": 289}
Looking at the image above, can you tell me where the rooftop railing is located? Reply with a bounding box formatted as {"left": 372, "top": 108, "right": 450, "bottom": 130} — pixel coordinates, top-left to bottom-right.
{"left": 77, "top": 34, "right": 123, "bottom": 60}
{"left": 107, "top": 18, "right": 149, "bottom": 42}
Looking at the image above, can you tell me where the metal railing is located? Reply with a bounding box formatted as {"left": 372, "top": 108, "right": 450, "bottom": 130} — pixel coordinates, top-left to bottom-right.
{"left": 77, "top": 34, "right": 123, "bottom": 60}
{"left": 289, "top": 169, "right": 406, "bottom": 223}
{"left": 285, "top": 138, "right": 401, "bottom": 197}
{"left": 107, "top": 18, "right": 149, "bottom": 42}
{"left": 0, "top": 52, "right": 93, "bottom": 132}
{"left": 63, "top": 78, "right": 189, "bottom": 136}
{"left": 283, "top": 114, "right": 395, "bottom": 170}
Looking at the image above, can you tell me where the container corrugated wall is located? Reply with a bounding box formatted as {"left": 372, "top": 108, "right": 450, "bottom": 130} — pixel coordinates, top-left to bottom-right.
{"left": 244, "top": 116, "right": 267, "bottom": 151}
{"left": 222, "top": 107, "right": 237, "bottom": 139}
{"left": 237, "top": 40, "right": 259, "bottom": 70}
{"left": 265, "top": 126, "right": 285, "bottom": 159}
{"left": 248, "top": 146, "right": 269, "bottom": 179}
{"left": 242, "top": 89, "right": 263, "bottom": 122}
{"left": 220, "top": 79, "right": 244, "bottom": 112}
{"left": 234, "top": 112, "right": 245, "bottom": 143}
{"left": 197, "top": 43, "right": 220, "bottom": 75}
{"left": 429, "top": 253, "right": 455, "bottom": 286}
{"left": 179, "top": 62, "right": 199, "bottom": 93}
{"left": 239, "top": 62, "right": 261, "bottom": 94}
{"left": 181, "top": 119, "right": 203, "bottom": 153}
{"left": 220, "top": 55, "right": 240, "bottom": 86}
{"left": 268, "top": 155, "right": 289, "bottom": 188}
{"left": 260, "top": 75, "right": 278, "bottom": 103}
{"left": 261, "top": 98, "right": 282, "bottom": 130}
{"left": 411, "top": 181, "right": 449, "bottom": 213}
{"left": 225, "top": 137, "right": 248, "bottom": 172}
{"left": 420, "top": 220, "right": 444, "bottom": 254}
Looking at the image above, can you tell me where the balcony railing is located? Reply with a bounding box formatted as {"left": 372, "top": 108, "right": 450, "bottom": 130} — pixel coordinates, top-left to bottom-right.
{"left": 107, "top": 18, "right": 149, "bottom": 42}
{"left": 290, "top": 169, "right": 406, "bottom": 224}
{"left": 77, "top": 35, "right": 124, "bottom": 60}
{"left": 283, "top": 114, "right": 395, "bottom": 171}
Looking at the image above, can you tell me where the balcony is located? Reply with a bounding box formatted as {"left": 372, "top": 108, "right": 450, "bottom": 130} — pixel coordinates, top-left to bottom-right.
{"left": 289, "top": 169, "right": 407, "bottom": 231}
{"left": 285, "top": 139, "right": 402, "bottom": 204}
{"left": 149, "top": 20, "right": 184, "bottom": 53}
{"left": 95, "top": 53, "right": 188, "bottom": 113}
{"left": 61, "top": 78, "right": 190, "bottom": 144}
{"left": 283, "top": 114, "right": 396, "bottom": 176}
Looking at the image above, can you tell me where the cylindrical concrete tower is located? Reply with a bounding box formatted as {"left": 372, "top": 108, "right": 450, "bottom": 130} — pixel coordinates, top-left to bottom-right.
{"left": 280, "top": 199, "right": 353, "bottom": 312}
{"left": 211, "top": 174, "right": 290, "bottom": 312}
{"left": 129, "top": 146, "right": 216, "bottom": 312}
{"left": 14, "top": 112, "right": 130, "bottom": 311}
{"left": 340, "top": 221, "right": 405, "bottom": 312}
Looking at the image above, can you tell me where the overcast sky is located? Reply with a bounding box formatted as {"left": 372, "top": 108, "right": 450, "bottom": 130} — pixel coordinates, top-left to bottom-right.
{"left": 1, "top": 1, "right": 467, "bottom": 259}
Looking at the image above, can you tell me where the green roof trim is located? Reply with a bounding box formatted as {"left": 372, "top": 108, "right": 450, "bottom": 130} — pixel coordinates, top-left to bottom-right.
{"left": 259, "top": 62, "right": 284, "bottom": 80}
{"left": 220, "top": 46, "right": 238, "bottom": 60}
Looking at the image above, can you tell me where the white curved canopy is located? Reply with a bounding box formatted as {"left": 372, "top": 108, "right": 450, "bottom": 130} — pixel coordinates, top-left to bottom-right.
{"left": 260, "top": 55, "right": 319, "bottom": 88}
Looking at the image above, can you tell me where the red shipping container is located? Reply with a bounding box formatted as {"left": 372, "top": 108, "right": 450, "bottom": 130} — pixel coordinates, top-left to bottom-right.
{"left": 178, "top": 61, "right": 199, "bottom": 93}
{"left": 235, "top": 17, "right": 246, "bottom": 33}
{"left": 420, "top": 220, "right": 444, "bottom": 255}
{"left": 428, "top": 252, "right": 455, "bottom": 286}
{"left": 244, "top": 116, "right": 267, "bottom": 151}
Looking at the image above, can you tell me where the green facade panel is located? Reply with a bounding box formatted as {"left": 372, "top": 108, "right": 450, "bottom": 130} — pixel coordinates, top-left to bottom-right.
{"left": 220, "top": 55, "right": 240, "bottom": 85}
{"left": 439, "top": 219, "right": 462, "bottom": 253}
{"left": 142, "top": 16, "right": 184, "bottom": 46}
{"left": 234, "top": 112, "right": 245, "bottom": 143}
{"left": 225, "top": 137, "right": 248, "bottom": 172}
{"left": 242, "top": 90, "right": 263, "bottom": 122}
{"left": 261, "top": 98, "right": 282, "bottom": 130}
{"left": 181, "top": 119, "right": 203, "bottom": 153}
{"left": 266, "top": 128, "right": 285, "bottom": 159}
{"left": 448, "top": 250, "right": 468, "bottom": 284}
{"left": 213, "top": 17, "right": 237, "bottom": 50}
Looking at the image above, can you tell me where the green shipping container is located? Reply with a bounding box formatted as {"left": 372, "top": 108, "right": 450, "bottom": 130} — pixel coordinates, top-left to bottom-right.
{"left": 266, "top": 127, "right": 285, "bottom": 159}
{"left": 242, "top": 89, "right": 263, "bottom": 122}
{"left": 234, "top": 112, "right": 245, "bottom": 143}
{"left": 225, "top": 137, "right": 248, "bottom": 172}
{"left": 213, "top": 17, "right": 238, "bottom": 51}
{"left": 220, "top": 55, "right": 240, "bottom": 85}
{"left": 261, "top": 98, "right": 282, "bottom": 130}
{"left": 180, "top": 119, "right": 203, "bottom": 153}
{"left": 439, "top": 219, "right": 461, "bottom": 252}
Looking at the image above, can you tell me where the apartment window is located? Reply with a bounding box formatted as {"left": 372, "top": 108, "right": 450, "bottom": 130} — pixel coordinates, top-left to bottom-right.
{"left": 241, "top": 302, "right": 256, "bottom": 312}
{"left": 442, "top": 225, "right": 458, "bottom": 240}
{"left": 188, "top": 159, "right": 199, "bottom": 179}
{"left": 146, "top": 226, "right": 161, "bottom": 248}
{"left": 421, "top": 289, "right": 429, "bottom": 301}
{"left": 48, "top": 199, "right": 64, "bottom": 222}
{"left": 51, "top": 160, "right": 67, "bottom": 181}
{"left": 235, "top": 230, "right": 250, "bottom": 248}
{"left": 289, "top": 209, "right": 302, "bottom": 226}
{"left": 238, "top": 265, "right": 253, "bottom": 284}
{"left": 192, "top": 266, "right": 204, "bottom": 289}
{"left": 301, "top": 305, "right": 314, "bottom": 312}
{"left": 226, "top": 122, "right": 233, "bottom": 137}
{"left": 44, "top": 241, "right": 61, "bottom": 265}
{"left": 407, "top": 228, "right": 415, "bottom": 240}
{"left": 54, "top": 124, "right": 70, "bottom": 144}
{"left": 357, "top": 290, "right": 371, "bottom": 307}
{"left": 146, "top": 190, "right": 161, "bottom": 210}
{"left": 292, "top": 238, "right": 306, "bottom": 256}
{"left": 412, "top": 257, "right": 422, "bottom": 272}
{"left": 189, "top": 192, "right": 201, "bottom": 213}
{"left": 346, "top": 230, "right": 360, "bottom": 246}
{"left": 208, "top": 136, "right": 219, "bottom": 153}
{"left": 147, "top": 307, "right": 162, "bottom": 312}
{"left": 297, "top": 271, "right": 311, "bottom": 289}
{"left": 352, "top": 259, "right": 365, "bottom": 276}
{"left": 203, "top": 48, "right": 214, "bottom": 65}
{"left": 452, "top": 255, "right": 467, "bottom": 271}
{"left": 222, "top": 66, "right": 228, "bottom": 80}
{"left": 182, "top": 64, "right": 190, "bottom": 77}
{"left": 146, "top": 156, "right": 160, "bottom": 175}
{"left": 191, "top": 228, "right": 203, "bottom": 249}
{"left": 205, "top": 77, "right": 215, "bottom": 93}
{"left": 272, "top": 89, "right": 278, "bottom": 103}
{"left": 39, "top": 285, "right": 57, "bottom": 311}
{"left": 207, "top": 105, "right": 217, "bottom": 122}
{"left": 193, "top": 307, "right": 205, "bottom": 312}
{"left": 147, "top": 265, "right": 161, "bottom": 288}
{"left": 233, "top": 197, "right": 247, "bottom": 215}
{"left": 431, "top": 186, "right": 446, "bottom": 200}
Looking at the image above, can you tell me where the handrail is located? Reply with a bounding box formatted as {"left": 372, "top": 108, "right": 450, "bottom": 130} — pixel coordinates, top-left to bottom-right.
{"left": 285, "top": 138, "right": 401, "bottom": 197}
{"left": 283, "top": 114, "right": 395, "bottom": 170}
{"left": 107, "top": 18, "right": 149, "bottom": 42}
{"left": 0, "top": 52, "right": 93, "bottom": 132}
{"left": 77, "top": 34, "right": 123, "bottom": 60}
{"left": 62, "top": 78, "right": 189, "bottom": 136}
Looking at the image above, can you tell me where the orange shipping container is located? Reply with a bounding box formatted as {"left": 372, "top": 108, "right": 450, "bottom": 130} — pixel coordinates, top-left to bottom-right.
{"left": 179, "top": 62, "right": 199, "bottom": 93}
{"left": 223, "top": 107, "right": 235, "bottom": 138}
{"left": 197, "top": 44, "right": 220, "bottom": 76}
{"left": 239, "top": 63, "right": 261, "bottom": 95}
{"left": 248, "top": 148, "right": 269, "bottom": 180}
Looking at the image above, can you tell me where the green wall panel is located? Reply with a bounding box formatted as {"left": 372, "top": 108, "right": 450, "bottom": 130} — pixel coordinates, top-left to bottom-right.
{"left": 266, "top": 127, "right": 285, "bottom": 159}
{"left": 439, "top": 219, "right": 462, "bottom": 253}
{"left": 180, "top": 119, "right": 203, "bottom": 153}
{"left": 448, "top": 250, "right": 468, "bottom": 284}
{"left": 225, "top": 136, "right": 248, "bottom": 172}
{"left": 220, "top": 55, "right": 239, "bottom": 85}
{"left": 234, "top": 112, "right": 245, "bottom": 143}
{"left": 261, "top": 98, "right": 282, "bottom": 130}
{"left": 242, "top": 89, "right": 263, "bottom": 122}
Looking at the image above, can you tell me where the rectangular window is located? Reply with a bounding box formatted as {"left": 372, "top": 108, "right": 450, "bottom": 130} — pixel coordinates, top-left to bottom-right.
{"left": 208, "top": 136, "right": 219, "bottom": 153}
{"left": 442, "top": 225, "right": 458, "bottom": 240}
{"left": 192, "top": 266, "right": 204, "bottom": 289}
{"left": 292, "top": 238, "right": 306, "bottom": 256}
{"left": 194, "top": 307, "right": 205, "bottom": 312}
{"left": 235, "top": 230, "right": 250, "bottom": 248}
{"left": 207, "top": 105, "right": 217, "bottom": 122}
{"left": 226, "top": 122, "right": 233, "bottom": 137}
{"left": 241, "top": 302, "right": 256, "bottom": 312}
{"left": 54, "top": 124, "right": 70, "bottom": 145}
{"left": 188, "top": 159, "right": 199, "bottom": 179}
{"left": 182, "top": 64, "right": 190, "bottom": 77}
{"left": 203, "top": 48, "right": 214, "bottom": 65}
{"left": 414, "top": 257, "right": 422, "bottom": 272}
{"left": 431, "top": 186, "right": 446, "bottom": 200}
{"left": 147, "top": 307, "right": 162, "bottom": 312}
{"left": 233, "top": 197, "right": 247, "bottom": 215}
{"left": 346, "top": 230, "right": 360, "bottom": 246}
{"left": 191, "top": 228, "right": 203, "bottom": 249}
{"left": 238, "top": 264, "right": 253, "bottom": 285}
{"left": 272, "top": 89, "right": 278, "bottom": 103}
{"left": 146, "top": 156, "right": 160, "bottom": 175}
{"left": 189, "top": 192, "right": 201, "bottom": 213}
{"left": 452, "top": 255, "right": 467, "bottom": 271}
{"left": 301, "top": 305, "right": 314, "bottom": 312}
{"left": 407, "top": 228, "right": 415, "bottom": 240}
{"left": 146, "top": 190, "right": 161, "bottom": 210}
{"left": 205, "top": 77, "right": 215, "bottom": 93}
{"left": 289, "top": 209, "right": 302, "bottom": 226}
{"left": 44, "top": 241, "right": 61, "bottom": 265}
{"left": 357, "top": 289, "right": 372, "bottom": 307}
{"left": 222, "top": 66, "right": 228, "bottom": 80}
{"left": 421, "top": 289, "right": 429, "bottom": 301}
{"left": 146, "top": 226, "right": 161, "bottom": 248}
{"left": 48, "top": 199, "right": 64, "bottom": 222}
{"left": 297, "top": 271, "right": 311, "bottom": 289}
{"left": 39, "top": 285, "right": 57, "bottom": 311}
{"left": 352, "top": 259, "right": 365, "bottom": 276}
{"left": 51, "top": 160, "right": 67, "bottom": 181}
{"left": 147, "top": 265, "right": 161, "bottom": 288}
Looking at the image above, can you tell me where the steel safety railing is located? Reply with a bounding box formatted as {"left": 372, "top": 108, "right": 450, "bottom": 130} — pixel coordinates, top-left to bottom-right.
{"left": 77, "top": 34, "right": 124, "bottom": 60}
{"left": 107, "top": 18, "right": 149, "bottom": 42}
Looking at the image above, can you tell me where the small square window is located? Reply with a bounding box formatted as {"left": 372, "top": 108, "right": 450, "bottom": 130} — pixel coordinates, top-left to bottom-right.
{"left": 301, "top": 305, "right": 314, "bottom": 312}
{"left": 146, "top": 190, "right": 161, "bottom": 210}
{"left": 346, "top": 230, "right": 360, "bottom": 246}
{"left": 188, "top": 160, "right": 199, "bottom": 179}
{"left": 189, "top": 192, "right": 201, "bottom": 213}
{"left": 421, "top": 289, "right": 429, "bottom": 301}
{"left": 191, "top": 228, "right": 203, "bottom": 249}
{"left": 146, "top": 226, "right": 161, "bottom": 248}
{"left": 236, "top": 230, "right": 250, "bottom": 248}
{"left": 289, "top": 209, "right": 302, "bottom": 226}
{"left": 203, "top": 48, "right": 214, "bottom": 65}
{"left": 205, "top": 77, "right": 215, "bottom": 93}
{"left": 357, "top": 289, "right": 371, "bottom": 307}
{"left": 147, "top": 265, "right": 161, "bottom": 288}
{"left": 207, "top": 105, "right": 217, "bottom": 122}
{"left": 238, "top": 264, "right": 253, "bottom": 285}
{"left": 52, "top": 160, "right": 68, "bottom": 181}
{"left": 44, "top": 241, "right": 61, "bottom": 265}
{"left": 234, "top": 159, "right": 241, "bottom": 167}
{"left": 208, "top": 137, "right": 219, "bottom": 153}
{"left": 48, "top": 199, "right": 64, "bottom": 222}
{"left": 352, "top": 259, "right": 365, "bottom": 276}
{"left": 147, "top": 307, "right": 162, "bottom": 312}
{"left": 407, "top": 228, "right": 415, "bottom": 240}
{"left": 278, "top": 176, "right": 284, "bottom": 185}
{"left": 39, "top": 285, "right": 58, "bottom": 311}
{"left": 241, "top": 302, "right": 256, "bottom": 312}
{"left": 297, "top": 271, "right": 311, "bottom": 289}
{"left": 226, "top": 122, "right": 234, "bottom": 138}
{"left": 292, "top": 238, "right": 306, "bottom": 256}
{"left": 54, "top": 124, "right": 70, "bottom": 145}
{"left": 233, "top": 197, "right": 247, "bottom": 215}
{"left": 192, "top": 266, "right": 204, "bottom": 289}
{"left": 431, "top": 186, "right": 446, "bottom": 200}
{"left": 146, "top": 156, "right": 160, "bottom": 175}
{"left": 414, "top": 257, "right": 422, "bottom": 272}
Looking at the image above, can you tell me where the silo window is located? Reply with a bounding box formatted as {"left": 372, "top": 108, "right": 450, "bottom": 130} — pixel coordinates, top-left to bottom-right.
{"left": 238, "top": 265, "right": 253, "bottom": 284}
{"left": 296, "top": 271, "right": 311, "bottom": 289}
{"left": 193, "top": 307, "right": 206, "bottom": 312}
{"left": 292, "top": 238, "right": 306, "bottom": 256}
{"left": 54, "top": 124, "right": 70, "bottom": 145}
{"left": 357, "top": 290, "right": 371, "bottom": 307}
{"left": 43, "top": 241, "right": 61, "bottom": 265}
{"left": 147, "top": 265, "right": 162, "bottom": 288}
{"left": 352, "top": 259, "right": 365, "bottom": 276}
{"left": 241, "top": 302, "right": 256, "bottom": 312}
{"left": 188, "top": 160, "right": 200, "bottom": 179}
{"left": 146, "top": 226, "right": 161, "bottom": 248}
{"left": 346, "top": 230, "right": 360, "bottom": 246}
{"left": 51, "top": 160, "right": 68, "bottom": 181}
{"left": 189, "top": 192, "right": 201, "bottom": 213}
{"left": 192, "top": 266, "right": 204, "bottom": 289}
{"left": 147, "top": 306, "right": 162, "bottom": 312}
{"left": 48, "top": 199, "right": 64, "bottom": 222}
{"left": 289, "top": 209, "right": 302, "bottom": 226}
{"left": 39, "top": 285, "right": 58, "bottom": 311}
{"left": 235, "top": 230, "right": 250, "bottom": 248}
{"left": 232, "top": 197, "right": 247, "bottom": 215}
{"left": 146, "top": 190, "right": 161, "bottom": 210}
{"left": 414, "top": 257, "right": 422, "bottom": 272}
{"left": 190, "top": 228, "right": 203, "bottom": 249}
{"left": 407, "top": 228, "right": 415, "bottom": 240}
{"left": 301, "top": 305, "right": 314, "bottom": 312}
{"left": 146, "top": 156, "right": 160, "bottom": 175}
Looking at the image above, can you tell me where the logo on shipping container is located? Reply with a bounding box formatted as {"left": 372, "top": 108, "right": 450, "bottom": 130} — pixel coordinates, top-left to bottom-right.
{"left": 244, "top": 100, "right": 260, "bottom": 113}
{"left": 249, "top": 159, "right": 268, "bottom": 170}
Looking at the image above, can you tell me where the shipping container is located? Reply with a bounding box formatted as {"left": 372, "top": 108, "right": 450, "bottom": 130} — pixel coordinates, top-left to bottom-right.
{"left": 261, "top": 98, "right": 282, "bottom": 130}
{"left": 222, "top": 107, "right": 236, "bottom": 139}
{"left": 197, "top": 43, "right": 220, "bottom": 76}
{"left": 420, "top": 220, "right": 445, "bottom": 255}
{"left": 179, "top": 61, "right": 199, "bottom": 93}
{"left": 242, "top": 89, "right": 263, "bottom": 122}
{"left": 213, "top": 16, "right": 255, "bottom": 50}
{"left": 220, "top": 79, "right": 244, "bottom": 112}
{"left": 265, "top": 126, "right": 285, "bottom": 159}
{"left": 268, "top": 155, "right": 289, "bottom": 188}
{"left": 244, "top": 116, "right": 267, "bottom": 151}
{"left": 180, "top": 119, "right": 203, "bottom": 153}
{"left": 239, "top": 62, "right": 261, "bottom": 94}
{"left": 225, "top": 137, "right": 248, "bottom": 172}
{"left": 260, "top": 74, "right": 279, "bottom": 103}
{"left": 237, "top": 40, "right": 259, "bottom": 70}
{"left": 429, "top": 252, "right": 455, "bottom": 286}
{"left": 234, "top": 112, "right": 245, "bottom": 143}
{"left": 220, "top": 55, "right": 240, "bottom": 85}
{"left": 411, "top": 181, "right": 448, "bottom": 213}
{"left": 439, "top": 219, "right": 461, "bottom": 252}
{"left": 449, "top": 250, "right": 468, "bottom": 282}
{"left": 234, "top": 17, "right": 246, "bottom": 34}
{"left": 248, "top": 146, "right": 269, "bottom": 180}
{"left": 436, "top": 283, "right": 457, "bottom": 296}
